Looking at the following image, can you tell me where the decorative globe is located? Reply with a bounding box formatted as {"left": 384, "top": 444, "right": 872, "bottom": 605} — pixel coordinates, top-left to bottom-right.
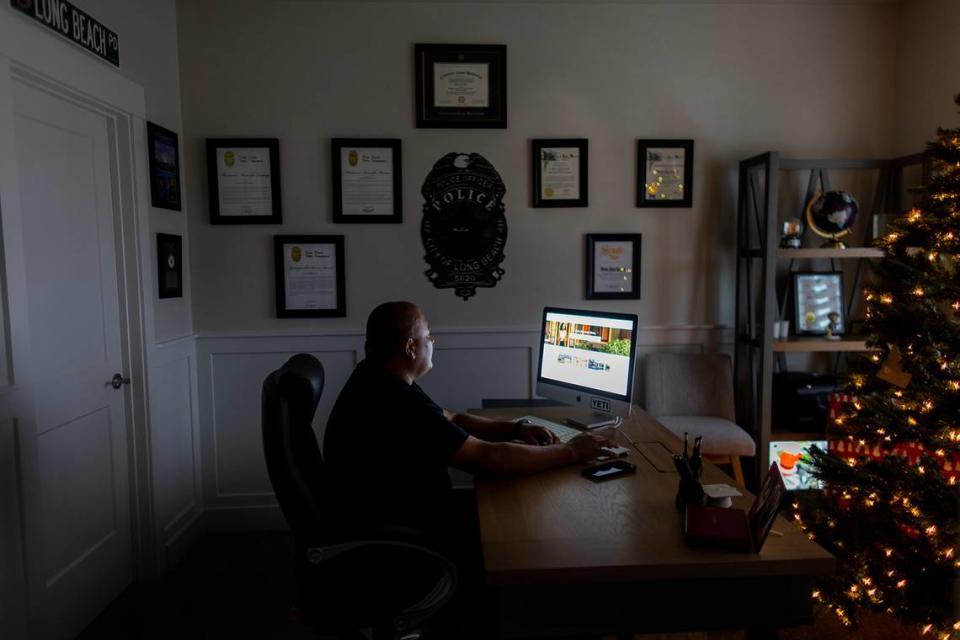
{"left": 805, "top": 190, "right": 859, "bottom": 248}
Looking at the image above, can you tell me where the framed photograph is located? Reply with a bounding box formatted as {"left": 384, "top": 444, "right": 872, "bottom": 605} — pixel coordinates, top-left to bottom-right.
{"left": 532, "top": 139, "right": 588, "bottom": 208}
{"left": 207, "top": 138, "right": 282, "bottom": 224}
{"left": 585, "top": 234, "right": 642, "bottom": 300}
{"left": 331, "top": 138, "right": 402, "bottom": 223}
{"left": 274, "top": 235, "right": 345, "bottom": 318}
{"left": 146, "top": 122, "right": 181, "bottom": 211}
{"left": 793, "top": 271, "right": 845, "bottom": 336}
{"left": 156, "top": 233, "right": 183, "bottom": 299}
{"left": 414, "top": 43, "right": 507, "bottom": 128}
{"left": 636, "top": 139, "right": 694, "bottom": 208}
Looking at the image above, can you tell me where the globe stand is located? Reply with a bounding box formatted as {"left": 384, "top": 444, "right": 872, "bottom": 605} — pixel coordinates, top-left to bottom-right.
{"left": 821, "top": 235, "right": 848, "bottom": 249}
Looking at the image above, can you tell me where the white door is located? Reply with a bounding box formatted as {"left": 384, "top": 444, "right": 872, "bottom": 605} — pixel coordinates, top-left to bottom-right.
{"left": 13, "top": 77, "right": 132, "bottom": 639}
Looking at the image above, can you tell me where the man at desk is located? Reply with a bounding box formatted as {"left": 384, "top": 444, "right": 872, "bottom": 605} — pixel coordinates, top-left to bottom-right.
{"left": 324, "top": 300, "right": 610, "bottom": 549}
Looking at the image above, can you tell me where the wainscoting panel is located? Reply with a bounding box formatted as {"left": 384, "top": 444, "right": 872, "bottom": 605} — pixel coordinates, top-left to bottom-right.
{"left": 149, "top": 354, "right": 197, "bottom": 535}
{"left": 196, "top": 326, "right": 731, "bottom": 530}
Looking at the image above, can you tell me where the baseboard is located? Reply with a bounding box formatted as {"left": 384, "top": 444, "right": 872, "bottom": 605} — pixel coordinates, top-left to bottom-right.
{"left": 162, "top": 508, "right": 203, "bottom": 571}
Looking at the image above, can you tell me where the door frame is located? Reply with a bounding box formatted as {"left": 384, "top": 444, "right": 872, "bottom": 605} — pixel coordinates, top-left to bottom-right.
{"left": 0, "top": 14, "right": 157, "bottom": 633}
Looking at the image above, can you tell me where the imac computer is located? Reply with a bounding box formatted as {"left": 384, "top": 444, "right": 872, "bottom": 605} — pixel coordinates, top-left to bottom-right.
{"left": 536, "top": 307, "right": 639, "bottom": 429}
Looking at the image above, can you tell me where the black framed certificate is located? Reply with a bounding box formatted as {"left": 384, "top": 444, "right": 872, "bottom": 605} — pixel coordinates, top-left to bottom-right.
{"left": 147, "top": 122, "right": 181, "bottom": 211}
{"left": 207, "top": 138, "right": 282, "bottom": 224}
{"left": 331, "top": 139, "right": 402, "bottom": 223}
{"left": 274, "top": 235, "right": 345, "bottom": 318}
{"left": 414, "top": 43, "right": 507, "bottom": 128}
{"left": 585, "top": 234, "right": 642, "bottom": 300}
{"left": 636, "top": 139, "right": 694, "bottom": 208}
{"left": 532, "top": 139, "right": 588, "bottom": 208}
{"left": 156, "top": 233, "right": 183, "bottom": 299}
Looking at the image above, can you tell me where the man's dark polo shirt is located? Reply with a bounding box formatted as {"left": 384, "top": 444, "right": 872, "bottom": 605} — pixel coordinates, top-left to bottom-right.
{"left": 323, "top": 360, "right": 469, "bottom": 542}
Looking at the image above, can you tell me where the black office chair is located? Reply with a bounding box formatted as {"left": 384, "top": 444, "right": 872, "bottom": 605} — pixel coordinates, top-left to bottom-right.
{"left": 261, "top": 353, "right": 457, "bottom": 640}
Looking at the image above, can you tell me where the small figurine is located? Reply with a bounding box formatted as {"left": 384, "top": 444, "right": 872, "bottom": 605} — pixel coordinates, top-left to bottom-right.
{"left": 780, "top": 217, "right": 804, "bottom": 249}
{"left": 825, "top": 312, "right": 841, "bottom": 340}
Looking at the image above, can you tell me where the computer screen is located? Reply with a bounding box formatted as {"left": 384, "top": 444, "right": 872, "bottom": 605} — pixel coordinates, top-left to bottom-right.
{"left": 536, "top": 307, "right": 639, "bottom": 419}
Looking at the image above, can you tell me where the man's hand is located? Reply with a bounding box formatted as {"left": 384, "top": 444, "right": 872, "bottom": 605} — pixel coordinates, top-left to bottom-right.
{"left": 566, "top": 433, "right": 613, "bottom": 463}
{"left": 515, "top": 423, "right": 560, "bottom": 446}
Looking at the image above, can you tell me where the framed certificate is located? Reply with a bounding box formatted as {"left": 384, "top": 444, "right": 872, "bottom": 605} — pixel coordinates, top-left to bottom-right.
{"left": 637, "top": 139, "right": 694, "bottom": 208}
{"left": 207, "top": 138, "right": 282, "bottom": 224}
{"left": 414, "top": 43, "right": 507, "bottom": 128}
{"left": 147, "top": 122, "right": 181, "bottom": 211}
{"left": 156, "top": 233, "right": 183, "bottom": 299}
{"left": 331, "top": 138, "right": 402, "bottom": 223}
{"left": 532, "top": 139, "right": 588, "bottom": 208}
{"left": 274, "top": 236, "right": 345, "bottom": 318}
{"left": 793, "top": 271, "right": 845, "bottom": 336}
{"left": 585, "top": 234, "right": 642, "bottom": 300}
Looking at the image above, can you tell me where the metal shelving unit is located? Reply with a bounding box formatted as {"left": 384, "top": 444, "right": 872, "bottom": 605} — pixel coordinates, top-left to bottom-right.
{"left": 733, "top": 152, "right": 922, "bottom": 485}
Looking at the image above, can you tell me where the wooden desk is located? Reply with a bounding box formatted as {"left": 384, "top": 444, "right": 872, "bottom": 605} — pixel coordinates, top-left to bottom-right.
{"left": 470, "top": 406, "right": 834, "bottom": 639}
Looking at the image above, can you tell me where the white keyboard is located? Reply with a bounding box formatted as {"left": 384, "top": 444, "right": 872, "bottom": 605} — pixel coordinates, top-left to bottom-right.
{"left": 517, "top": 415, "right": 582, "bottom": 443}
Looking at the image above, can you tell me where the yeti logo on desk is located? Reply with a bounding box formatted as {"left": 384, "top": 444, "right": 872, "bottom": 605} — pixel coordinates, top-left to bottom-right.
{"left": 591, "top": 397, "right": 611, "bottom": 413}
{"left": 421, "top": 152, "right": 507, "bottom": 300}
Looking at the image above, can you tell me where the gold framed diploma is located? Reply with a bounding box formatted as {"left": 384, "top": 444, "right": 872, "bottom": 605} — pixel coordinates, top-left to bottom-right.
{"left": 274, "top": 235, "right": 345, "bottom": 317}
{"left": 532, "top": 139, "right": 588, "bottom": 208}
{"left": 586, "top": 234, "right": 642, "bottom": 300}
{"left": 415, "top": 43, "right": 506, "bottom": 128}
{"left": 636, "top": 139, "right": 694, "bottom": 208}
{"left": 207, "top": 138, "right": 282, "bottom": 224}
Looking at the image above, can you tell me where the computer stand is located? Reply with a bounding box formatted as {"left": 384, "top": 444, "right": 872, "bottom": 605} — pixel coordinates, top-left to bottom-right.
{"left": 566, "top": 413, "right": 621, "bottom": 430}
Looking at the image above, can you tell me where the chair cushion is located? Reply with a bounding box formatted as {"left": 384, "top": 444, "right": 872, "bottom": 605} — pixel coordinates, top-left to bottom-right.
{"left": 656, "top": 416, "right": 756, "bottom": 457}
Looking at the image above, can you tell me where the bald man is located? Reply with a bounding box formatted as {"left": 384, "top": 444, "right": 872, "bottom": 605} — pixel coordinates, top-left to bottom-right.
{"left": 323, "top": 301, "right": 611, "bottom": 545}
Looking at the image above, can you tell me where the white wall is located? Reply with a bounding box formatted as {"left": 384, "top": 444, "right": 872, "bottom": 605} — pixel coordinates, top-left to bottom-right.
{"left": 894, "top": 0, "right": 960, "bottom": 155}
{"left": 176, "top": 0, "right": 903, "bottom": 527}
{"left": 79, "top": 0, "right": 193, "bottom": 342}
{"left": 178, "top": 0, "right": 898, "bottom": 337}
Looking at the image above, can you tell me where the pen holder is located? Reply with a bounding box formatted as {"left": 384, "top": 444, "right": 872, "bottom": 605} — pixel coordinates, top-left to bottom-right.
{"left": 675, "top": 476, "right": 705, "bottom": 512}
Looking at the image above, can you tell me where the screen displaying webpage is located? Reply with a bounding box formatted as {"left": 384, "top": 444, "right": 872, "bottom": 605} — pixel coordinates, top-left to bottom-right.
{"left": 540, "top": 311, "right": 635, "bottom": 397}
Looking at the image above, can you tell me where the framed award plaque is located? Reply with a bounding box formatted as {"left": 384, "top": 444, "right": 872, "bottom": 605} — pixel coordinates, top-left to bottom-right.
{"left": 532, "top": 139, "right": 588, "bottom": 208}
{"left": 414, "top": 43, "right": 507, "bottom": 129}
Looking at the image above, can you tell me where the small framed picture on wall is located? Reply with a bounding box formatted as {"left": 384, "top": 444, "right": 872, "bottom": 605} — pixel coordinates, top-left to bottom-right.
{"left": 146, "top": 122, "right": 182, "bottom": 211}
{"left": 156, "top": 233, "right": 183, "bottom": 299}
{"left": 585, "top": 234, "right": 642, "bottom": 300}
{"left": 274, "top": 235, "right": 346, "bottom": 318}
{"left": 636, "top": 139, "right": 694, "bottom": 208}
{"left": 532, "top": 139, "right": 588, "bottom": 208}
{"left": 331, "top": 138, "right": 402, "bottom": 223}
{"left": 207, "top": 138, "right": 282, "bottom": 224}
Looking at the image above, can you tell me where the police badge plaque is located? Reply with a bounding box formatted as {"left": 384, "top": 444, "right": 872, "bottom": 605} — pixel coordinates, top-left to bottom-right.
{"left": 421, "top": 153, "right": 507, "bottom": 300}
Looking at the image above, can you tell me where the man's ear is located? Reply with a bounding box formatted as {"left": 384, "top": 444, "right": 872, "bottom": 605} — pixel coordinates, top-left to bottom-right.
{"left": 403, "top": 337, "right": 416, "bottom": 359}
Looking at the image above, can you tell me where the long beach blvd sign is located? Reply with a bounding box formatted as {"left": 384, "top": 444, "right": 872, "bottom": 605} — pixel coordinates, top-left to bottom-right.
{"left": 10, "top": 0, "right": 119, "bottom": 67}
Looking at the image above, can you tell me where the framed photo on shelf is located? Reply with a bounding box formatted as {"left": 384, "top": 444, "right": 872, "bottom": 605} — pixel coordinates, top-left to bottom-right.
{"left": 793, "top": 271, "right": 845, "bottom": 336}
{"left": 414, "top": 43, "right": 507, "bottom": 128}
{"left": 331, "top": 139, "right": 402, "bottom": 223}
{"left": 146, "top": 122, "right": 181, "bottom": 211}
{"left": 274, "top": 235, "right": 345, "bottom": 318}
{"left": 156, "top": 233, "right": 183, "bottom": 299}
{"left": 532, "top": 139, "right": 588, "bottom": 208}
{"left": 585, "top": 234, "right": 641, "bottom": 300}
{"left": 636, "top": 139, "right": 694, "bottom": 208}
{"left": 207, "top": 138, "right": 282, "bottom": 224}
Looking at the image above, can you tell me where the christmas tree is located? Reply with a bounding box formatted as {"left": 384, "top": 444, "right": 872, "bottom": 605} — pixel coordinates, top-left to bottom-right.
{"left": 796, "top": 95, "right": 960, "bottom": 637}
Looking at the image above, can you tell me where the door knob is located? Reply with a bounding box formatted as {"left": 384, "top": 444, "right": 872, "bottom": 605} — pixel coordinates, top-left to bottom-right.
{"left": 108, "top": 373, "right": 131, "bottom": 389}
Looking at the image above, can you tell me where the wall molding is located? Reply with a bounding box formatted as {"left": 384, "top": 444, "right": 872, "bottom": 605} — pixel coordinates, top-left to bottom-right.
{"left": 194, "top": 326, "right": 733, "bottom": 531}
